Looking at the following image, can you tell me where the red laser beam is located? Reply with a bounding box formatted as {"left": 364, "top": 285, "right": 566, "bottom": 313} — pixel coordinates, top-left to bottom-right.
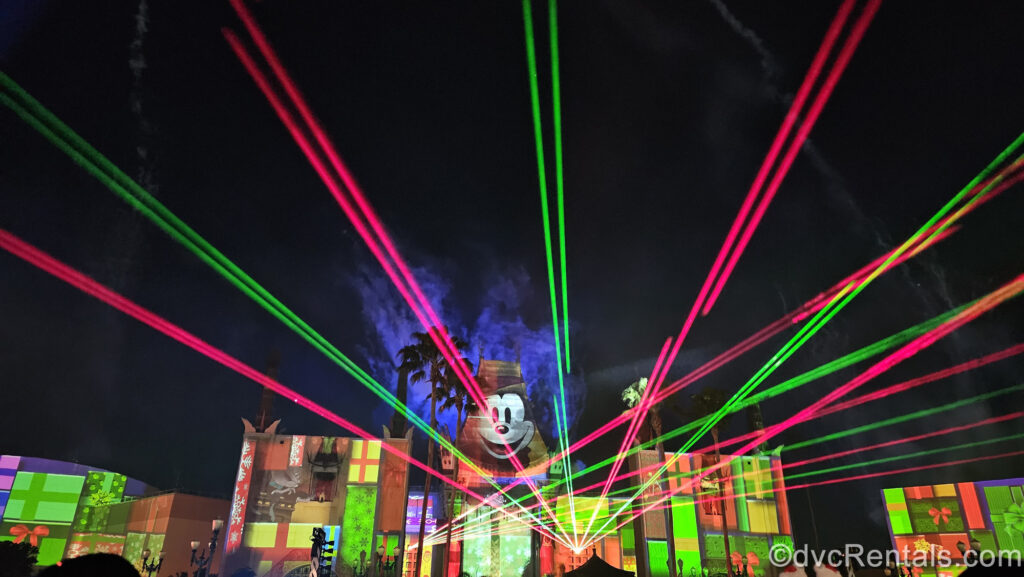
{"left": 698, "top": 0, "right": 857, "bottom": 318}
{"left": 228, "top": 2, "right": 492, "bottom": 448}
{"left": 227, "top": 0, "right": 482, "bottom": 412}
{"left": 222, "top": 12, "right": 564, "bottom": 532}
{"left": 634, "top": 1, "right": 880, "bottom": 429}
{"left": 595, "top": 337, "right": 672, "bottom": 515}
{"left": 702, "top": 0, "right": 883, "bottom": 313}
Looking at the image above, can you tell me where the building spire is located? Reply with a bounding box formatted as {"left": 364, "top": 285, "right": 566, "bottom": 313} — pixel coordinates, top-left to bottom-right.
{"left": 255, "top": 349, "right": 281, "bottom": 432}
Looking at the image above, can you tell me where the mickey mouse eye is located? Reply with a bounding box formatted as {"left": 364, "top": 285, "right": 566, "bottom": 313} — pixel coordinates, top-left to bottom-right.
{"left": 504, "top": 407, "right": 512, "bottom": 424}
{"left": 491, "top": 407, "right": 499, "bottom": 423}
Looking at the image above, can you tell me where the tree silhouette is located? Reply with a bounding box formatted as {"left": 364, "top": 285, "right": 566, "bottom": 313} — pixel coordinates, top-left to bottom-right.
{"left": 397, "top": 328, "right": 471, "bottom": 577}
{"left": 689, "top": 388, "right": 736, "bottom": 576}
{"left": 0, "top": 542, "right": 37, "bottom": 577}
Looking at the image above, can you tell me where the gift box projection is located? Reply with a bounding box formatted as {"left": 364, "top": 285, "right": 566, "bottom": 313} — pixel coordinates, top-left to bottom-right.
{"left": 222, "top": 427, "right": 414, "bottom": 577}
{"left": 0, "top": 455, "right": 229, "bottom": 575}
{"left": 882, "top": 478, "right": 1024, "bottom": 573}
{"left": 0, "top": 455, "right": 151, "bottom": 566}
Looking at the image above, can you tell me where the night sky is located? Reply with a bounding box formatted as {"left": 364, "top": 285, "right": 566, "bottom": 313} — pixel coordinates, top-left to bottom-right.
{"left": 2, "top": 0, "right": 1023, "bottom": 554}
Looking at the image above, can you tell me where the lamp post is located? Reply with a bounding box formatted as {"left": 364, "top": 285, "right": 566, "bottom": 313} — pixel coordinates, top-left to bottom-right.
{"left": 375, "top": 544, "right": 386, "bottom": 577}
{"left": 190, "top": 519, "right": 224, "bottom": 577}
{"left": 140, "top": 548, "right": 164, "bottom": 577}
{"left": 374, "top": 545, "right": 401, "bottom": 577}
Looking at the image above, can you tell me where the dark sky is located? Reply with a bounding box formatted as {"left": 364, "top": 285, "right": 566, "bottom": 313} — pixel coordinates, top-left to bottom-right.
{"left": 2, "top": 0, "right": 1022, "bottom": 553}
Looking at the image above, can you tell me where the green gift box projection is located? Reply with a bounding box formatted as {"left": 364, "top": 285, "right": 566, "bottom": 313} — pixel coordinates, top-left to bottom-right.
{"left": 4, "top": 472, "right": 85, "bottom": 523}
{"left": 72, "top": 471, "right": 128, "bottom": 532}
{"left": 984, "top": 484, "right": 1024, "bottom": 553}
{"left": 1, "top": 521, "right": 72, "bottom": 565}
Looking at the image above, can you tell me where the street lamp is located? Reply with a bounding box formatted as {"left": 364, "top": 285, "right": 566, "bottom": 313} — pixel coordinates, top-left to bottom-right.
{"left": 390, "top": 546, "right": 402, "bottom": 576}
{"left": 140, "top": 548, "right": 164, "bottom": 577}
{"left": 375, "top": 545, "right": 386, "bottom": 577}
{"left": 190, "top": 519, "right": 224, "bottom": 577}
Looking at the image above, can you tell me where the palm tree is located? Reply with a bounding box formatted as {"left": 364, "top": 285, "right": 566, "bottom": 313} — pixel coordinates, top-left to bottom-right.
{"left": 622, "top": 377, "right": 677, "bottom": 577}
{"left": 438, "top": 378, "right": 471, "bottom": 575}
{"left": 689, "top": 388, "right": 735, "bottom": 576}
{"left": 398, "top": 328, "right": 471, "bottom": 577}
{"left": 390, "top": 358, "right": 414, "bottom": 437}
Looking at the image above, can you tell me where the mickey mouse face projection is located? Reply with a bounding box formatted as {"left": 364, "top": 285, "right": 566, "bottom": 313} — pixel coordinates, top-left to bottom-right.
{"left": 475, "top": 393, "right": 535, "bottom": 459}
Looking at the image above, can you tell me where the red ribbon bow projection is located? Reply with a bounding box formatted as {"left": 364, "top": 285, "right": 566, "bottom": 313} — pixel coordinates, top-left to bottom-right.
{"left": 730, "top": 551, "right": 760, "bottom": 576}
{"left": 928, "top": 506, "right": 952, "bottom": 525}
{"left": 10, "top": 524, "right": 50, "bottom": 547}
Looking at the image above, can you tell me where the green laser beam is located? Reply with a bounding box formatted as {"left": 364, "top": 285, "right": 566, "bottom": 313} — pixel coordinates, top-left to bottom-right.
{"left": 552, "top": 393, "right": 577, "bottom": 544}
{"left": 549, "top": 0, "right": 571, "bottom": 375}
{"left": 521, "top": 0, "right": 575, "bottom": 539}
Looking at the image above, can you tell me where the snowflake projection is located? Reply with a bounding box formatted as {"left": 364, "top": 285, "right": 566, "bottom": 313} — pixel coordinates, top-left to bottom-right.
{"left": 498, "top": 535, "right": 532, "bottom": 577}
{"left": 231, "top": 496, "right": 247, "bottom": 525}
{"left": 341, "top": 487, "right": 378, "bottom": 568}
{"left": 239, "top": 458, "right": 253, "bottom": 480}
{"left": 289, "top": 436, "right": 306, "bottom": 466}
{"left": 225, "top": 439, "right": 256, "bottom": 553}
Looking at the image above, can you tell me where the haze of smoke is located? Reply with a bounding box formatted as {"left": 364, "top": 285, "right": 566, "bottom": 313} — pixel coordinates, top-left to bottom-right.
{"left": 130, "top": 0, "right": 156, "bottom": 195}
{"left": 350, "top": 264, "right": 586, "bottom": 442}
{"left": 705, "top": 0, "right": 779, "bottom": 82}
